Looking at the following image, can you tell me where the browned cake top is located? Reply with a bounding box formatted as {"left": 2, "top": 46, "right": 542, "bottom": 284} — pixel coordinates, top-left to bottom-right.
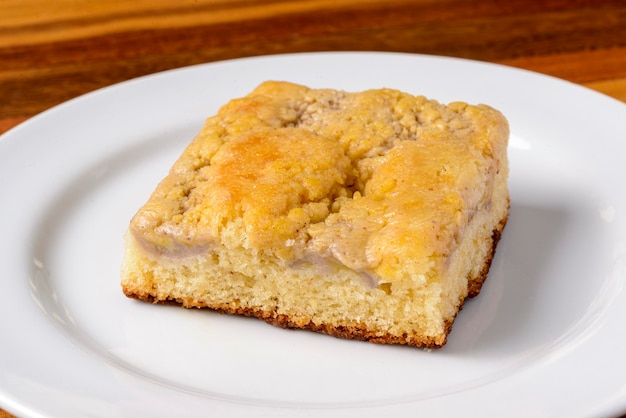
{"left": 130, "top": 81, "right": 508, "bottom": 283}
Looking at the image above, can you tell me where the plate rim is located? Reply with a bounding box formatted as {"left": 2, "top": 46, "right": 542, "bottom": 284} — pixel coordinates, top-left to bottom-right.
{"left": 1, "top": 51, "right": 626, "bottom": 418}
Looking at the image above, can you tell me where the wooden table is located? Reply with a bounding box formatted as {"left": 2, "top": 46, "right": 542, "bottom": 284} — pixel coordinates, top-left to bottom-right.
{"left": 2, "top": 0, "right": 626, "bottom": 137}
{"left": 1, "top": 1, "right": 625, "bottom": 417}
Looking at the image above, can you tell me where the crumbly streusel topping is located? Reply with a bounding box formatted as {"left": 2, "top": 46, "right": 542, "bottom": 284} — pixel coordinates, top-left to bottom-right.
{"left": 130, "top": 81, "right": 509, "bottom": 281}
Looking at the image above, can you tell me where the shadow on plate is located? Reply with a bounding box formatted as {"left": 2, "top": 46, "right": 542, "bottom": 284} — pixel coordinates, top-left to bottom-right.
{"left": 444, "top": 199, "right": 591, "bottom": 357}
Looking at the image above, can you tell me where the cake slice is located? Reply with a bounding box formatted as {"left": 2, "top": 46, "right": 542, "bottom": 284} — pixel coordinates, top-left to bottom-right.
{"left": 121, "top": 81, "right": 509, "bottom": 348}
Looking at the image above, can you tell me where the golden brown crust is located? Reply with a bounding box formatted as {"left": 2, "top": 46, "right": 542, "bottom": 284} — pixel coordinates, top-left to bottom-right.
{"left": 129, "top": 81, "right": 509, "bottom": 275}
{"left": 123, "top": 290, "right": 451, "bottom": 348}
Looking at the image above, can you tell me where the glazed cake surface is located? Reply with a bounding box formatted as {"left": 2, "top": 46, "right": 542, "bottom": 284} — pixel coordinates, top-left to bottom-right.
{"left": 121, "top": 81, "right": 509, "bottom": 348}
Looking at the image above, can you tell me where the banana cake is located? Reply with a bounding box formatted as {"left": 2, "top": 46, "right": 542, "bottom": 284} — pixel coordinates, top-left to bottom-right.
{"left": 121, "top": 81, "right": 509, "bottom": 348}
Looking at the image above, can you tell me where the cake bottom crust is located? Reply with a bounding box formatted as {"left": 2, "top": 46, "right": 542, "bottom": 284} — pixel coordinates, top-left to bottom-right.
{"left": 123, "top": 214, "right": 507, "bottom": 349}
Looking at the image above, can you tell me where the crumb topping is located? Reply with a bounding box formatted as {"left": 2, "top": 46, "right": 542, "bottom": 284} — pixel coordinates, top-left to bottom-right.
{"left": 130, "top": 81, "right": 509, "bottom": 282}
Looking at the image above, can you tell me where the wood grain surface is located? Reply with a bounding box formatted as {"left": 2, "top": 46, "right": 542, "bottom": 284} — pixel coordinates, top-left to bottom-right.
{"left": 1, "top": 0, "right": 626, "bottom": 417}
{"left": 2, "top": 0, "right": 625, "bottom": 136}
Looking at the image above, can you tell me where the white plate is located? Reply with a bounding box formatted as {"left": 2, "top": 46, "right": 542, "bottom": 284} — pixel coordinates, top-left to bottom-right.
{"left": 1, "top": 52, "right": 625, "bottom": 418}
